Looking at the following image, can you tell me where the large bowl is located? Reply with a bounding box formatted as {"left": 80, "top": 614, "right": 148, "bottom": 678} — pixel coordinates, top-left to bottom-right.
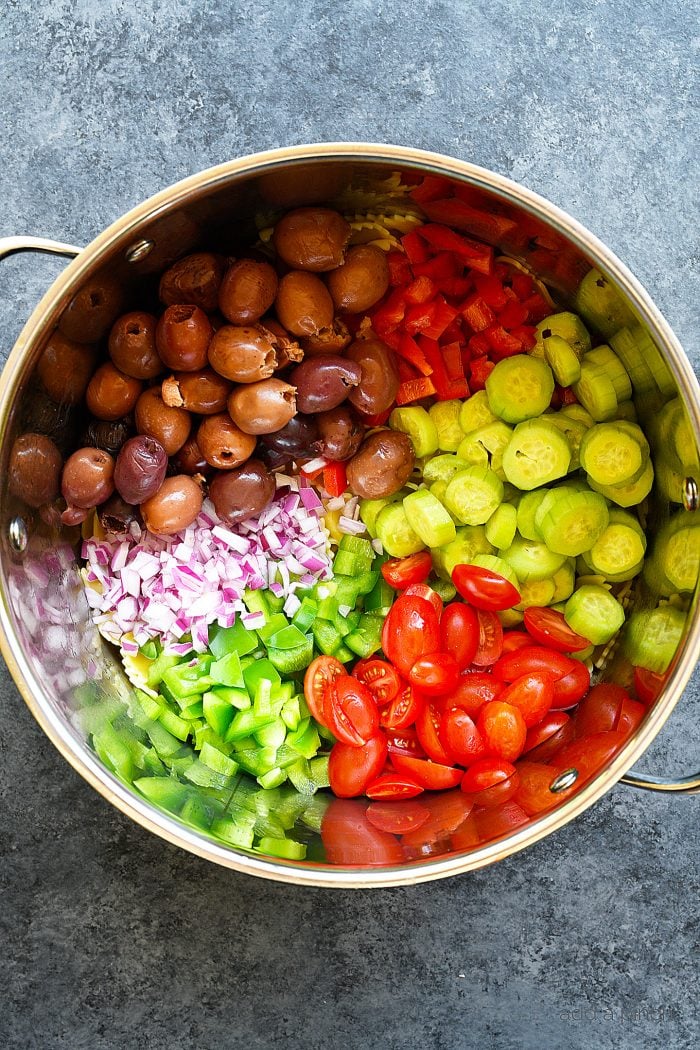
{"left": 0, "top": 143, "right": 698, "bottom": 887}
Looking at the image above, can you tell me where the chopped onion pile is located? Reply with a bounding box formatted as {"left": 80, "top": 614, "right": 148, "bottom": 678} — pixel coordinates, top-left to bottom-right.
{"left": 82, "top": 480, "right": 332, "bottom": 656}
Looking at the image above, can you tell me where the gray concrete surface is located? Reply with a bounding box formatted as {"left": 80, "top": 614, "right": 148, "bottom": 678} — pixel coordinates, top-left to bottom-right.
{"left": 0, "top": 2, "right": 698, "bottom": 1048}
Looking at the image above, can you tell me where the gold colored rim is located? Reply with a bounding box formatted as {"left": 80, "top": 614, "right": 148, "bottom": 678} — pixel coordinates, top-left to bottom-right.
{"left": 1, "top": 143, "right": 699, "bottom": 887}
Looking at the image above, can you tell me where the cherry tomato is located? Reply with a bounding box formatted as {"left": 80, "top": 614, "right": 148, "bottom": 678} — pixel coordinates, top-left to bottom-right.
{"left": 353, "top": 658, "right": 401, "bottom": 706}
{"left": 450, "top": 812, "right": 481, "bottom": 850}
{"left": 523, "top": 711, "right": 574, "bottom": 761}
{"left": 523, "top": 606, "right": 591, "bottom": 652}
{"left": 385, "top": 726, "right": 426, "bottom": 758}
{"left": 501, "top": 630, "right": 532, "bottom": 654}
{"left": 452, "top": 563, "right": 521, "bottom": 611}
{"left": 326, "top": 675, "right": 380, "bottom": 746}
{"left": 321, "top": 798, "right": 404, "bottom": 866}
{"left": 403, "top": 583, "right": 444, "bottom": 618}
{"left": 551, "top": 661, "right": 590, "bottom": 708}
{"left": 328, "top": 734, "right": 388, "bottom": 797}
{"left": 514, "top": 760, "right": 577, "bottom": 815}
{"left": 633, "top": 666, "right": 667, "bottom": 705}
{"left": 472, "top": 609, "right": 503, "bottom": 667}
{"left": 440, "top": 602, "right": 479, "bottom": 669}
{"left": 402, "top": 790, "right": 475, "bottom": 853}
{"left": 408, "top": 651, "right": 460, "bottom": 696}
{"left": 474, "top": 800, "right": 529, "bottom": 842}
{"left": 440, "top": 708, "right": 488, "bottom": 766}
{"left": 417, "top": 700, "right": 457, "bottom": 764}
{"left": 451, "top": 673, "right": 503, "bottom": 717}
{"left": 497, "top": 671, "right": 555, "bottom": 728}
{"left": 477, "top": 700, "right": 527, "bottom": 761}
{"left": 381, "top": 550, "right": 433, "bottom": 589}
{"left": 303, "top": 654, "right": 345, "bottom": 726}
{"left": 366, "top": 800, "right": 430, "bottom": 835}
{"left": 365, "top": 773, "right": 425, "bottom": 800}
{"left": 380, "top": 683, "right": 423, "bottom": 730}
{"left": 391, "top": 753, "right": 463, "bottom": 790}
{"left": 493, "top": 645, "right": 577, "bottom": 682}
{"left": 616, "top": 696, "right": 646, "bottom": 737}
{"left": 552, "top": 730, "right": 628, "bottom": 783}
{"left": 574, "top": 683, "right": 628, "bottom": 737}
{"left": 461, "top": 759, "right": 520, "bottom": 807}
{"left": 382, "top": 594, "right": 441, "bottom": 676}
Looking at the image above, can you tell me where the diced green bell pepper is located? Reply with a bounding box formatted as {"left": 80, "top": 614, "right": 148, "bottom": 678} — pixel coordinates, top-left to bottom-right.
{"left": 209, "top": 619, "right": 259, "bottom": 658}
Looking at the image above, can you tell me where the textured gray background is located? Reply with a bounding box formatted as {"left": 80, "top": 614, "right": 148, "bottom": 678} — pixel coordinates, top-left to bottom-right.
{"left": 0, "top": 2, "right": 698, "bottom": 1048}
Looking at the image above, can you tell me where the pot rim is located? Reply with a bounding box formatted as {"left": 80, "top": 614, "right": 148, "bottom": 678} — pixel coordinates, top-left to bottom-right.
{"left": 1, "top": 142, "right": 698, "bottom": 887}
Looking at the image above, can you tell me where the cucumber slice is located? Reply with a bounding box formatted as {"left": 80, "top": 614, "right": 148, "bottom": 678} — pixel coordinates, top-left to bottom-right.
{"left": 660, "top": 525, "right": 700, "bottom": 593}
{"left": 433, "top": 525, "right": 494, "bottom": 579}
{"left": 486, "top": 356, "right": 555, "bottom": 424}
{"left": 614, "top": 400, "right": 638, "bottom": 422}
{"left": 585, "top": 345, "right": 632, "bottom": 402}
{"left": 654, "top": 455, "right": 689, "bottom": 504}
{"left": 538, "top": 490, "right": 610, "bottom": 557}
{"left": 459, "top": 390, "right": 497, "bottom": 434}
{"left": 609, "top": 327, "right": 656, "bottom": 394}
{"left": 359, "top": 494, "right": 401, "bottom": 537}
{"left": 501, "top": 535, "right": 567, "bottom": 582}
{"left": 499, "top": 608, "right": 525, "bottom": 627}
{"left": 515, "top": 577, "right": 557, "bottom": 609}
{"left": 389, "top": 406, "right": 439, "bottom": 458}
{"left": 533, "top": 485, "right": 582, "bottom": 535}
{"left": 544, "top": 335, "right": 581, "bottom": 386}
{"left": 671, "top": 404, "right": 700, "bottom": 468}
{"left": 429, "top": 400, "right": 465, "bottom": 452}
{"left": 457, "top": 421, "right": 513, "bottom": 480}
{"left": 533, "top": 311, "right": 592, "bottom": 358}
{"left": 628, "top": 324, "right": 676, "bottom": 398}
{"left": 423, "top": 453, "right": 470, "bottom": 484}
{"left": 375, "top": 503, "right": 425, "bottom": 557}
{"left": 559, "top": 403, "right": 595, "bottom": 428}
{"left": 502, "top": 419, "right": 572, "bottom": 490}
{"left": 403, "top": 489, "right": 457, "bottom": 548}
{"left": 472, "top": 554, "right": 520, "bottom": 591}
{"left": 443, "top": 465, "right": 504, "bottom": 526}
{"left": 588, "top": 522, "right": 646, "bottom": 578}
{"left": 579, "top": 423, "right": 645, "bottom": 486}
{"left": 546, "top": 414, "right": 589, "bottom": 470}
{"left": 516, "top": 489, "right": 548, "bottom": 540}
{"left": 551, "top": 560, "right": 576, "bottom": 602}
{"left": 572, "top": 362, "right": 618, "bottom": 422}
{"left": 564, "top": 585, "right": 625, "bottom": 644}
{"left": 587, "top": 458, "right": 654, "bottom": 508}
{"left": 574, "top": 268, "right": 636, "bottom": 339}
{"left": 485, "top": 502, "right": 518, "bottom": 549}
{"left": 624, "top": 605, "right": 686, "bottom": 673}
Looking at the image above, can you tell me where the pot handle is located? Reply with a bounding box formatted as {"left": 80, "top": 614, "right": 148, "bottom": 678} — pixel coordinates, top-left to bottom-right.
{"left": 0, "top": 236, "right": 82, "bottom": 262}
{"left": 620, "top": 769, "right": 700, "bottom": 794}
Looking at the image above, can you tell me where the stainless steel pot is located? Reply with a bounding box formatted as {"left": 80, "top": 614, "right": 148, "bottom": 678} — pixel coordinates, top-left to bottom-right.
{"left": 0, "top": 144, "right": 697, "bottom": 887}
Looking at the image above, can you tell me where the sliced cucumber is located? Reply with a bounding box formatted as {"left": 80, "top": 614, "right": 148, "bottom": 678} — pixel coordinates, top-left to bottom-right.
{"left": 588, "top": 522, "right": 646, "bottom": 578}
{"left": 516, "top": 489, "right": 548, "bottom": 540}
{"left": 472, "top": 554, "right": 520, "bottom": 591}
{"left": 559, "top": 403, "right": 595, "bottom": 428}
{"left": 585, "top": 345, "right": 632, "bottom": 402}
{"left": 579, "top": 423, "right": 646, "bottom": 486}
{"left": 609, "top": 327, "right": 656, "bottom": 394}
{"left": 514, "top": 577, "right": 557, "bottom": 609}
{"left": 459, "top": 390, "right": 497, "bottom": 434}
{"left": 574, "top": 268, "right": 636, "bottom": 339}
{"left": 429, "top": 400, "right": 465, "bottom": 452}
{"left": 456, "top": 421, "right": 513, "bottom": 480}
{"left": 502, "top": 419, "right": 572, "bottom": 490}
{"left": 403, "top": 489, "right": 457, "bottom": 548}
{"left": 624, "top": 605, "right": 686, "bottom": 673}
{"left": 545, "top": 413, "right": 589, "bottom": 471}
{"left": 433, "top": 525, "right": 494, "bottom": 579}
{"left": 501, "top": 535, "right": 567, "bottom": 582}
{"left": 389, "top": 406, "right": 439, "bottom": 458}
{"left": 486, "top": 355, "right": 555, "bottom": 424}
{"left": 572, "top": 361, "right": 618, "bottom": 422}
{"left": 564, "top": 585, "right": 625, "bottom": 645}
{"left": 551, "top": 560, "right": 576, "bottom": 602}
{"left": 443, "top": 465, "right": 504, "bottom": 526}
{"left": 423, "top": 453, "right": 470, "bottom": 484}
{"left": 485, "top": 502, "right": 518, "bottom": 549}
{"left": 587, "top": 458, "right": 654, "bottom": 508}
{"left": 375, "top": 503, "right": 425, "bottom": 558}
{"left": 538, "top": 490, "right": 610, "bottom": 557}
{"left": 544, "top": 335, "right": 581, "bottom": 386}
{"left": 533, "top": 311, "right": 592, "bottom": 358}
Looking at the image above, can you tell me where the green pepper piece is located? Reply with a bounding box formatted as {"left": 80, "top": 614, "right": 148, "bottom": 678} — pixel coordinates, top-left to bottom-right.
{"left": 312, "top": 619, "right": 344, "bottom": 655}
{"left": 92, "top": 725, "right": 134, "bottom": 782}
{"left": 139, "top": 640, "right": 158, "bottom": 661}
{"left": 344, "top": 613, "right": 384, "bottom": 658}
{"left": 161, "top": 662, "right": 213, "bottom": 699}
{"left": 226, "top": 707, "right": 278, "bottom": 741}
{"left": 199, "top": 741, "right": 239, "bottom": 777}
{"left": 134, "top": 776, "right": 190, "bottom": 813}
{"left": 243, "top": 659, "right": 281, "bottom": 695}
{"left": 257, "top": 768, "right": 288, "bottom": 790}
{"left": 337, "top": 534, "right": 375, "bottom": 572}
{"left": 158, "top": 707, "right": 191, "bottom": 741}
{"left": 364, "top": 574, "right": 395, "bottom": 615}
{"left": 291, "top": 597, "right": 319, "bottom": 632}
{"left": 266, "top": 623, "right": 310, "bottom": 650}
{"left": 267, "top": 634, "right": 314, "bottom": 675}
{"left": 203, "top": 692, "right": 236, "bottom": 736}
{"left": 210, "top": 619, "right": 260, "bottom": 658}
{"left": 287, "top": 717, "right": 321, "bottom": 759}
{"left": 146, "top": 652, "right": 181, "bottom": 689}
{"left": 254, "top": 718, "right": 287, "bottom": 749}
{"left": 243, "top": 587, "right": 271, "bottom": 617}
{"left": 209, "top": 651, "right": 245, "bottom": 689}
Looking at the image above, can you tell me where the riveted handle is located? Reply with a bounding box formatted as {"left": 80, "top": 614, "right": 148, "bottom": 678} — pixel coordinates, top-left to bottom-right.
{"left": 620, "top": 769, "right": 700, "bottom": 794}
{"left": 0, "top": 236, "right": 82, "bottom": 263}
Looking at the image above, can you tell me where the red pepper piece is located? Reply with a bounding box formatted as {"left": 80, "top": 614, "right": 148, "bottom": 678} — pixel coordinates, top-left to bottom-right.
{"left": 395, "top": 376, "right": 437, "bottom": 405}
{"left": 468, "top": 332, "right": 491, "bottom": 357}
{"left": 401, "top": 230, "right": 430, "bottom": 265}
{"left": 404, "top": 299, "right": 439, "bottom": 336}
{"left": 421, "top": 199, "right": 517, "bottom": 247}
{"left": 439, "top": 276, "right": 474, "bottom": 299}
{"left": 396, "top": 356, "right": 421, "bottom": 383}
{"left": 440, "top": 319, "right": 465, "bottom": 345}
{"left": 522, "top": 293, "right": 552, "bottom": 324}
{"left": 357, "top": 408, "right": 393, "bottom": 427}
{"left": 394, "top": 333, "right": 433, "bottom": 376}
{"left": 417, "top": 224, "right": 494, "bottom": 275}
{"left": 497, "top": 300, "right": 529, "bottom": 329}
{"left": 474, "top": 273, "right": 509, "bottom": 310}
{"left": 509, "top": 324, "right": 537, "bottom": 350}
{"left": 410, "top": 175, "right": 454, "bottom": 205}
{"left": 379, "top": 329, "right": 402, "bottom": 351}
{"left": 323, "top": 462, "right": 347, "bottom": 498}
{"left": 484, "top": 324, "right": 523, "bottom": 359}
{"left": 416, "top": 337, "right": 469, "bottom": 400}
{"left": 372, "top": 287, "right": 406, "bottom": 335}
{"left": 441, "top": 343, "right": 470, "bottom": 397}
{"left": 469, "top": 357, "right": 495, "bottom": 390}
{"left": 404, "top": 275, "right": 438, "bottom": 304}
{"left": 421, "top": 296, "right": 459, "bottom": 341}
{"left": 386, "top": 250, "right": 413, "bottom": 287}
{"left": 412, "top": 251, "right": 460, "bottom": 282}
{"left": 510, "top": 272, "right": 534, "bottom": 298}
{"left": 460, "top": 293, "right": 496, "bottom": 333}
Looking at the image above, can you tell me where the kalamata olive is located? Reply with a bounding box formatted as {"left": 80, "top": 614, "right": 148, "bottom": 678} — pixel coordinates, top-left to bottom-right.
{"left": 218, "top": 259, "right": 278, "bottom": 325}
{"left": 114, "top": 436, "right": 168, "bottom": 505}
{"left": 172, "top": 436, "right": 213, "bottom": 476}
{"left": 289, "top": 355, "right": 361, "bottom": 414}
{"left": 208, "top": 325, "right": 278, "bottom": 383}
{"left": 228, "top": 379, "right": 297, "bottom": 435}
{"left": 58, "top": 272, "right": 124, "bottom": 343}
{"left": 82, "top": 416, "right": 134, "bottom": 455}
{"left": 274, "top": 271, "right": 334, "bottom": 336}
{"left": 301, "top": 318, "right": 351, "bottom": 357}
{"left": 37, "top": 331, "right": 97, "bottom": 406}
{"left": 155, "top": 305, "right": 213, "bottom": 371}
{"left": 197, "top": 413, "right": 257, "bottom": 469}
{"left": 272, "top": 207, "right": 351, "bottom": 272}
{"left": 135, "top": 387, "right": 191, "bottom": 456}
{"left": 161, "top": 369, "right": 232, "bottom": 414}
{"left": 159, "top": 252, "right": 225, "bottom": 312}
{"left": 258, "top": 165, "right": 346, "bottom": 207}
{"left": 141, "top": 476, "right": 203, "bottom": 536}
{"left": 108, "top": 311, "right": 163, "bottom": 379}
{"left": 98, "top": 494, "right": 140, "bottom": 534}
{"left": 315, "top": 406, "right": 363, "bottom": 461}
{"left": 345, "top": 337, "right": 399, "bottom": 415}
{"left": 326, "top": 245, "right": 390, "bottom": 313}
{"left": 9, "top": 433, "right": 63, "bottom": 507}
{"left": 61, "top": 447, "right": 115, "bottom": 508}
{"left": 346, "top": 430, "right": 415, "bottom": 499}
{"left": 85, "top": 363, "right": 144, "bottom": 422}
{"left": 257, "top": 413, "right": 320, "bottom": 464}
{"left": 22, "top": 392, "right": 75, "bottom": 445}
{"left": 209, "top": 460, "right": 276, "bottom": 525}
{"left": 259, "top": 319, "right": 304, "bottom": 368}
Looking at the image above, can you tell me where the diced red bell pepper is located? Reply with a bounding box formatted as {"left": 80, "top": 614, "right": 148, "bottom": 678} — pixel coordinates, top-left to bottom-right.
{"left": 379, "top": 329, "right": 402, "bottom": 351}
{"left": 401, "top": 230, "right": 431, "bottom": 265}
{"left": 395, "top": 376, "right": 437, "bottom": 405}
{"left": 357, "top": 408, "right": 393, "bottom": 427}
{"left": 484, "top": 324, "right": 523, "bottom": 359}
{"left": 416, "top": 224, "right": 494, "bottom": 275}
{"left": 421, "top": 296, "right": 459, "bottom": 341}
{"left": 421, "top": 198, "right": 517, "bottom": 246}
{"left": 522, "top": 293, "right": 552, "bottom": 324}
{"left": 323, "top": 462, "right": 347, "bottom": 498}
{"left": 510, "top": 272, "right": 534, "bottom": 299}
{"left": 404, "top": 299, "right": 439, "bottom": 336}
{"left": 372, "top": 288, "right": 406, "bottom": 335}
{"left": 439, "top": 276, "right": 474, "bottom": 299}
{"left": 555, "top": 384, "right": 579, "bottom": 407}
{"left": 460, "top": 293, "right": 496, "bottom": 333}
{"left": 474, "top": 273, "right": 509, "bottom": 310}
{"left": 409, "top": 174, "right": 454, "bottom": 205}
{"left": 417, "top": 337, "right": 469, "bottom": 400}
{"left": 440, "top": 319, "right": 465, "bottom": 345}
{"left": 469, "top": 357, "right": 495, "bottom": 390}
{"left": 404, "top": 275, "right": 438, "bottom": 304}
{"left": 468, "top": 332, "right": 491, "bottom": 357}
{"left": 396, "top": 356, "right": 421, "bottom": 383}
{"left": 441, "top": 341, "right": 469, "bottom": 390}
{"left": 386, "top": 250, "right": 414, "bottom": 287}
{"left": 509, "top": 324, "right": 537, "bottom": 351}
{"left": 412, "top": 251, "right": 460, "bottom": 283}
{"left": 395, "top": 333, "right": 433, "bottom": 377}
{"left": 497, "top": 300, "right": 529, "bottom": 329}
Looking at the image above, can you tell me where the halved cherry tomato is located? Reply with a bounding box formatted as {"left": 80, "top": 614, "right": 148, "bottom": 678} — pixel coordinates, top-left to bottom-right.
{"left": 382, "top": 595, "right": 441, "bottom": 676}
{"left": 328, "top": 734, "right": 388, "bottom": 798}
{"left": 477, "top": 700, "right": 527, "bottom": 761}
{"left": 326, "top": 675, "right": 379, "bottom": 747}
{"left": 514, "top": 760, "right": 577, "bottom": 815}
{"left": 417, "top": 700, "right": 457, "bottom": 764}
{"left": 381, "top": 551, "right": 433, "bottom": 589}
{"left": 461, "top": 759, "right": 520, "bottom": 807}
{"left": 366, "top": 800, "right": 430, "bottom": 835}
{"left": 451, "top": 672, "right": 503, "bottom": 716}
{"left": 440, "top": 602, "right": 479, "bottom": 669}
{"left": 472, "top": 609, "right": 503, "bottom": 667}
{"left": 493, "top": 645, "right": 577, "bottom": 682}
{"left": 551, "top": 660, "right": 590, "bottom": 708}
{"left": 450, "top": 812, "right": 481, "bottom": 849}
{"left": 616, "top": 696, "right": 646, "bottom": 737}
{"left": 401, "top": 790, "right": 475, "bottom": 853}
{"left": 523, "top": 606, "right": 591, "bottom": 652}
{"left": 353, "top": 659, "right": 401, "bottom": 707}
{"left": 403, "top": 583, "right": 444, "bottom": 618}
{"left": 497, "top": 671, "right": 555, "bottom": 728}
{"left": 501, "top": 630, "right": 532, "bottom": 653}
{"left": 552, "top": 730, "right": 628, "bottom": 784}
{"left": 574, "top": 683, "right": 628, "bottom": 737}
{"left": 633, "top": 666, "right": 667, "bottom": 705}
{"left": 474, "top": 800, "right": 529, "bottom": 842}
{"left": 385, "top": 726, "right": 425, "bottom": 758}
{"left": 408, "top": 651, "right": 460, "bottom": 696}
{"left": 380, "top": 683, "right": 423, "bottom": 730}
{"left": 452, "top": 564, "right": 521, "bottom": 611}
{"left": 365, "top": 773, "right": 425, "bottom": 800}
{"left": 303, "top": 654, "right": 345, "bottom": 726}
{"left": 391, "top": 753, "right": 463, "bottom": 790}
{"left": 441, "top": 708, "right": 488, "bottom": 766}
{"left": 523, "top": 711, "right": 574, "bottom": 762}
{"left": 321, "top": 799, "right": 404, "bottom": 866}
